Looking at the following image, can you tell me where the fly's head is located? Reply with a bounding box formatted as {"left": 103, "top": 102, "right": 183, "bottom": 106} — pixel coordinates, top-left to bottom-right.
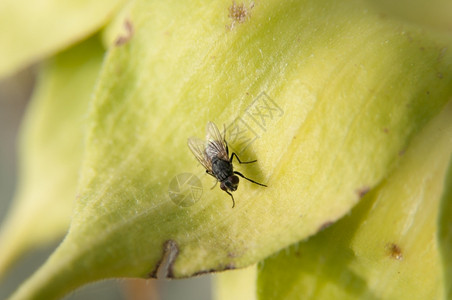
{"left": 221, "top": 175, "right": 239, "bottom": 192}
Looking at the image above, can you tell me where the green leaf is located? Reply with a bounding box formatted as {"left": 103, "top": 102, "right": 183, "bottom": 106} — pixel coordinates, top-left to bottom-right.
{"left": 9, "top": 0, "right": 452, "bottom": 299}
{"left": 0, "top": 36, "right": 105, "bottom": 279}
{"left": 0, "top": 0, "right": 122, "bottom": 79}
{"left": 256, "top": 101, "right": 452, "bottom": 299}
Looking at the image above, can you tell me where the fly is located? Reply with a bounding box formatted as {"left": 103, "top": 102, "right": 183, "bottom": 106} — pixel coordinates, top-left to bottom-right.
{"left": 188, "top": 121, "right": 267, "bottom": 208}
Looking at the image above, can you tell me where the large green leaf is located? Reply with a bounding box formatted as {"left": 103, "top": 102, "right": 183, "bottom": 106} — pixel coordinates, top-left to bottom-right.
{"left": 9, "top": 0, "right": 452, "bottom": 299}
{"left": 0, "top": 0, "right": 122, "bottom": 78}
{"left": 0, "top": 36, "right": 105, "bottom": 279}
{"left": 256, "top": 101, "right": 452, "bottom": 299}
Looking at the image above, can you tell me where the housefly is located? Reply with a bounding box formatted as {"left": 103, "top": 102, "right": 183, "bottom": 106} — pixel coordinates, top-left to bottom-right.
{"left": 188, "top": 121, "right": 267, "bottom": 208}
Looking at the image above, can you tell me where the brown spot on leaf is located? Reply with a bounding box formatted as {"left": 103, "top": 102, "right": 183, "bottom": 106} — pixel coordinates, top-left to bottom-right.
{"left": 318, "top": 221, "right": 334, "bottom": 232}
{"left": 115, "top": 19, "right": 134, "bottom": 46}
{"left": 356, "top": 186, "right": 370, "bottom": 198}
{"left": 227, "top": 1, "right": 253, "bottom": 29}
{"left": 386, "top": 243, "right": 403, "bottom": 260}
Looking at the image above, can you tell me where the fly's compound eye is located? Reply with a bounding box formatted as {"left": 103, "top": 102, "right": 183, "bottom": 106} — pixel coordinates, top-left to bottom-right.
{"left": 231, "top": 176, "right": 239, "bottom": 185}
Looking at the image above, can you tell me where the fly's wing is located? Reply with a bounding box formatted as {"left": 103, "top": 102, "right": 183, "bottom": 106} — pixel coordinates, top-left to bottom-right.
{"left": 206, "top": 121, "right": 229, "bottom": 161}
{"left": 187, "top": 137, "right": 213, "bottom": 172}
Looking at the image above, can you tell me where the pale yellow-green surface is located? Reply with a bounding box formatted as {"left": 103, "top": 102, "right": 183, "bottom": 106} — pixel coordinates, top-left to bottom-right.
{"left": 214, "top": 265, "right": 256, "bottom": 300}
{"left": 0, "top": 0, "right": 121, "bottom": 79}
{"left": 0, "top": 36, "right": 105, "bottom": 278}
{"left": 6, "top": 0, "right": 452, "bottom": 299}
{"left": 257, "top": 101, "right": 452, "bottom": 299}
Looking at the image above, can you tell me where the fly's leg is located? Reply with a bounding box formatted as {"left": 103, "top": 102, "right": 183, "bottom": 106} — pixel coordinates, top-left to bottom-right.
{"left": 206, "top": 170, "right": 218, "bottom": 189}
{"left": 224, "top": 126, "right": 230, "bottom": 156}
{"left": 230, "top": 152, "right": 257, "bottom": 164}
{"left": 234, "top": 171, "right": 267, "bottom": 187}
{"left": 211, "top": 180, "right": 218, "bottom": 189}
{"left": 224, "top": 190, "right": 235, "bottom": 208}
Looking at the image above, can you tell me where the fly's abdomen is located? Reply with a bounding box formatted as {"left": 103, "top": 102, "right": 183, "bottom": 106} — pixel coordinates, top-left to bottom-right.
{"left": 211, "top": 158, "right": 233, "bottom": 182}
